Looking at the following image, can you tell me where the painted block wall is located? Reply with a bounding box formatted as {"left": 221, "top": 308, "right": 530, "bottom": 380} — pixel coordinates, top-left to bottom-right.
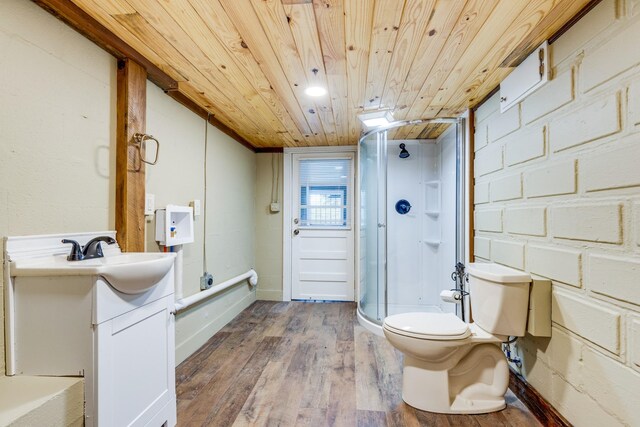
{"left": 254, "top": 153, "right": 284, "bottom": 301}
{"left": 172, "top": 117, "right": 256, "bottom": 364}
{"left": 0, "top": 0, "right": 116, "bottom": 376}
{"left": 473, "top": 1, "right": 640, "bottom": 425}
{"left": 145, "top": 83, "right": 257, "bottom": 364}
{"left": 0, "top": 0, "right": 257, "bottom": 386}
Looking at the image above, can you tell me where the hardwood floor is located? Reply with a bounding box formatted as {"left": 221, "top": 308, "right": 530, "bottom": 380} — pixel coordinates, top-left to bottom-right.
{"left": 176, "top": 301, "right": 541, "bottom": 427}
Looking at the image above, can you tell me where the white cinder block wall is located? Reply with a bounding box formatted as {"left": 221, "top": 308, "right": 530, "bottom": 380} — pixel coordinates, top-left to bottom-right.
{"left": 473, "top": 1, "right": 640, "bottom": 425}
{"left": 145, "top": 83, "right": 257, "bottom": 364}
{"left": 254, "top": 153, "right": 284, "bottom": 301}
{"left": 0, "top": 0, "right": 258, "bottom": 374}
{"left": 0, "top": 0, "right": 116, "bottom": 376}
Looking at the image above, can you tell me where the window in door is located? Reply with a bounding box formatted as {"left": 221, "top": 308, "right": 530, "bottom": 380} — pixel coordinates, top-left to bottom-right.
{"left": 298, "top": 159, "right": 351, "bottom": 228}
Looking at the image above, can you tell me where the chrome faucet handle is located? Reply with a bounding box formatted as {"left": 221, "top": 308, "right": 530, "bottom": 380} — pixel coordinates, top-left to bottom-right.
{"left": 62, "top": 239, "right": 84, "bottom": 261}
{"left": 82, "top": 236, "right": 116, "bottom": 259}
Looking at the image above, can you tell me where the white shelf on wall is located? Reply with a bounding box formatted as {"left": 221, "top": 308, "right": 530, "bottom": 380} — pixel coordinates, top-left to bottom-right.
{"left": 424, "top": 180, "right": 441, "bottom": 247}
{"left": 425, "top": 181, "right": 440, "bottom": 215}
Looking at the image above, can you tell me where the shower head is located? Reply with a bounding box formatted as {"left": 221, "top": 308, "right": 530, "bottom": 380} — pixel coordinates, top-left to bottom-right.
{"left": 399, "top": 143, "right": 410, "bottom": 159}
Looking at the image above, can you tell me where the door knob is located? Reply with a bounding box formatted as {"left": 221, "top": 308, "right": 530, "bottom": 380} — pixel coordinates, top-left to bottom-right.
{"left": 293, "top": 229, "right": 300, "bottom": 236}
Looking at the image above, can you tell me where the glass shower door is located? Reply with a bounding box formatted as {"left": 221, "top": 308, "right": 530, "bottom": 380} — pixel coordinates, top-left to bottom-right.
{"left": 359, "top": 131, "right": 387, "bottom": 322}
{"left": 357, "top": 118, "right": 464, "bottom": 331}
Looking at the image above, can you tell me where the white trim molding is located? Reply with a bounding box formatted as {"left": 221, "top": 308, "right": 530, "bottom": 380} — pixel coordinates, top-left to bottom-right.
{"left": 284, "top": 146, "right": 357, "bottom": 154}
{"left": 282, "top": 146, "right": 358, "bottom": 302}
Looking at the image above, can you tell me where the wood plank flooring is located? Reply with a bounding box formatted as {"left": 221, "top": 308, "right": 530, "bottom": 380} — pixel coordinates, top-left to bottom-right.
{"left": 176, "top": 301, "right": 542, "bottom": 427}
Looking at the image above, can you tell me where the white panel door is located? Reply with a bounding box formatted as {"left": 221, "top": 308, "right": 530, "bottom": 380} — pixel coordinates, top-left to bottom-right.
{"left": 291, "top": 153, "right": 355, "bottom": 301}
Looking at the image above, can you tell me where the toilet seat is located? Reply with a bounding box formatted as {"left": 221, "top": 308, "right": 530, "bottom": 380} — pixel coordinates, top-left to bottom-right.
{"left": 383, "top": 312, "right": 470, "bottom": 340}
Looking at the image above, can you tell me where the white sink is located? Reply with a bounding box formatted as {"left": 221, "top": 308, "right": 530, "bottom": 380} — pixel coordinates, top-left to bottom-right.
{"left": 6, "top": 232, "right": 178, "bottom": 426}
{"left": 10, "top": 252, "right": 176, "bottom": 294}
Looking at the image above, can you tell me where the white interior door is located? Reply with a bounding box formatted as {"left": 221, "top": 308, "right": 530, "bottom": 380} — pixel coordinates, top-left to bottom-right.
{"left": 290, "top": 153, "right": 355, "bottom": 301}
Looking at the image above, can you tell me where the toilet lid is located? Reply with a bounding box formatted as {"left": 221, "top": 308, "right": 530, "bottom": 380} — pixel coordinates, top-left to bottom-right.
{"left": 383, "top": 312, "right": 470, "bottom": 340}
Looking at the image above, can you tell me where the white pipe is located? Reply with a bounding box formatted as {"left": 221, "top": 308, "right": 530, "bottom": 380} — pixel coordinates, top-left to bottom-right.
{"left": 5, "top": 261, "right": 16, "bottom": 375}
{"left": 174, "top": 245, "right": 184, "bottom": 301}
{"left": 174, "top": 269, "right": 258, "bottom": 313}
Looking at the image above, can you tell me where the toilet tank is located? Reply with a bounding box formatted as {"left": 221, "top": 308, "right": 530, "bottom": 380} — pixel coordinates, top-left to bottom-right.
{"left": 467, "top": 263, "right": 531, "bottom": 337}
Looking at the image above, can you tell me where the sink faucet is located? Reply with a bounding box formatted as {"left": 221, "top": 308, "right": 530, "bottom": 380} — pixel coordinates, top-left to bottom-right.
{"left": 61, "top": 236, "right": 116, "bottom": 261}
{"left": 83, "top": 236, "right": 116, "bottom": 260}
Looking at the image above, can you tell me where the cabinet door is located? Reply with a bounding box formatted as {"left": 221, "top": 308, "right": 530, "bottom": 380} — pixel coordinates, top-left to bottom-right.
{"left": 95, "top": 296, "right": 176, "bottom": 427}
{"left": 499, "top": 41, "right": 549, "bottom": 113}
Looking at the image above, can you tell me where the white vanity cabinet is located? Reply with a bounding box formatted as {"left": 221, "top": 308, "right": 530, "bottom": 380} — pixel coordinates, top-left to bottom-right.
{"left": 12, "top": 268, "right": 177, "bottom": 427}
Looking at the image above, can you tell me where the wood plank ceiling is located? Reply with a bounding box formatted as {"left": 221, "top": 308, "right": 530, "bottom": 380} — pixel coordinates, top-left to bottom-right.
{"left": 68, "top": 0, "right": 595, "bottom": 148}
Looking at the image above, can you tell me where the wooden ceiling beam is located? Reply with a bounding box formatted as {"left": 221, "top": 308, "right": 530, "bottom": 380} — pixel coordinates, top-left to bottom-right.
{"left": 32, "top": 0, "right": 257, "bottom": 151}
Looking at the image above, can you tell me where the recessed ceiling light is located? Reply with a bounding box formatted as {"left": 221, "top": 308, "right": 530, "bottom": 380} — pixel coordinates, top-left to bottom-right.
{"left": 358, "top": 110, "right": 394, "bottom": 128}
{"left": 304, "top": 86, "right": 327, "bottom": 97}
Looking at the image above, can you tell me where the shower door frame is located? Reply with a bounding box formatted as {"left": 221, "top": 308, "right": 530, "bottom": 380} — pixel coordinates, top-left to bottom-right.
{"left": 356, "top": 116, "right": 470, "bottom": 328}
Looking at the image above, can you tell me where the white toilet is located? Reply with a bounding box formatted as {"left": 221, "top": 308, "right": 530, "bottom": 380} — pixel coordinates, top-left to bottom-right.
{"left": 383, "top": 263, "right": 532, "bottom": 414}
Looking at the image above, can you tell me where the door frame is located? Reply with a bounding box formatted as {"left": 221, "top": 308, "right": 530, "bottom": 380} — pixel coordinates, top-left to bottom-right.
{"left": 283, "top": 146, "right": 358, "bottom": 302}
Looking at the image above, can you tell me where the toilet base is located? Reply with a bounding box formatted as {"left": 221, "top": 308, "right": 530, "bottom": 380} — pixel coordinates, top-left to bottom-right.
{"left": 403, "top": 393, "right": 506, "bottom": 415}
{"left": 401, "top": 344, "right": 509, "bottom": 414}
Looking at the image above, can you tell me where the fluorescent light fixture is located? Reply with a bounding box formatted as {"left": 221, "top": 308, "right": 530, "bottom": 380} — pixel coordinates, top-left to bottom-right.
{"left": 304, "top": 86, "right": 327, "bottom": 97}
{"left": 358, "top": 110, "right": 394, "bottom": 128}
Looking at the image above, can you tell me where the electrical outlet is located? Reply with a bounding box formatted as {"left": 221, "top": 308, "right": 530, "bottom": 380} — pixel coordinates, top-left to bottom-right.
{"left": 190, "top": 199, "right": 201, "bottom": 217}
{"left": 200, "top": 272, "right": 214, "bottom": 290}
{"left": 270, "top": 202, "right": 280, "bottom": 213}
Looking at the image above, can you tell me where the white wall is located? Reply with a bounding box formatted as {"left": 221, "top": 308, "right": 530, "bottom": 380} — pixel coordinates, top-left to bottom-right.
{"left": 385, "top": 136, "right": 457, "bottom": 315}
{"left": 436, "top": 127, "right": 458, "bottom": 306}
{"left": 145, "top": 82, "right": 205, "bottom": 291}
{"left": 386, "top": 140, "right": 424, "bottom": 312}
{"left": 182, "top": 118, "right": 257, "bottom": 357}
{"left": 0, "top": 0, "right": 258, "bottom": 374}
{"left": 254, "top": 153, "right": 284, "bottom": 301}
{"left": 145, "top": 83, "right": 257, "bottom": 364}
{"left": 473, "top": 1, "right": 640, "bottom": 425}
{"left": 0, "top": 0, "right": 116, "bottom": 375}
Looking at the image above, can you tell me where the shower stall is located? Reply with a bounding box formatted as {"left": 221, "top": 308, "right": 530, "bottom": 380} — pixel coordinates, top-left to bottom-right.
{"left": 357, "top": 118, "right": 467, "bottom": 334}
